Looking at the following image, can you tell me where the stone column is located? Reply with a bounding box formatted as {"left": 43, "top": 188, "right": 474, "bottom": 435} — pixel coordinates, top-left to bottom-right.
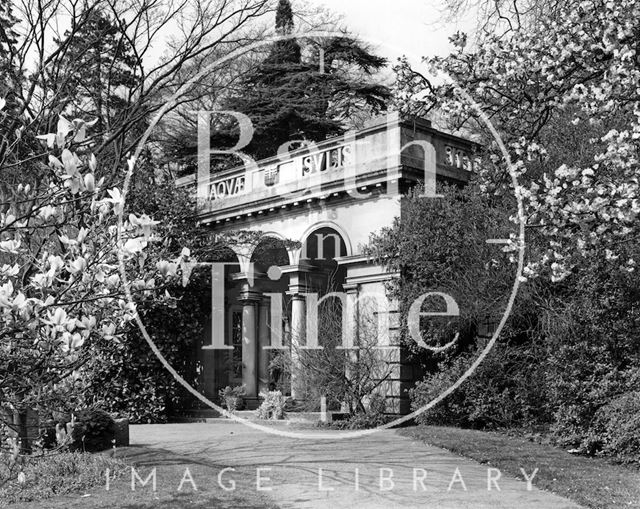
{"left": 344, "top": 284, "right": 359, "bottom": 349}
{"left": 342, "top": 284, "right": 360, "bottom": 413}
{"left": 289, "top": 293, "right": 306, "bottom": 400}
{"left": 239, "top": 290, "right": 260, "bottom": 398}
{"left": 257, "top": 298, "right": 271, "bottom": 394}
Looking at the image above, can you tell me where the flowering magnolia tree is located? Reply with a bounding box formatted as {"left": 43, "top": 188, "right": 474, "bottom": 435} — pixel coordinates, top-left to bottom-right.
{"left": 389, "top": 0, "right": 640, "bottom": 459}
{"left": 394, "top": 0, "right": 640, "bottom": 282}
{"left": 0, "top": 111, "right": 192, "bottom": 454}
{"left": 0, "top": 0, "right": 278, "bottom": 435}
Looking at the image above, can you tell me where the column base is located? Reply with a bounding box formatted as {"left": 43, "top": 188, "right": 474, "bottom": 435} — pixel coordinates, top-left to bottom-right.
{"left": 243, "top": 397, "right": 262, "bottom": 410}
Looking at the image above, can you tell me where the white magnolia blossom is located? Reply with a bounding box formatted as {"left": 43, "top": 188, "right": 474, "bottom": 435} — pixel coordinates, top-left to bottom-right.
{"left": 394, "top": 0, "right": 640, "bottom": 281}
{"left": 0, "top": 116, "right": 187, "bottom": 412}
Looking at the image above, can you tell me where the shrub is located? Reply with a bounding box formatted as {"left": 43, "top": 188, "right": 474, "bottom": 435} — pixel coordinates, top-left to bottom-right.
{"left": 273, "top": 298, "right": 395, "bottom": 414}
{"left": 368, "top": 394, "right": 387, "bottom": 415}
{"left": 409, "top": 339, "right": 551, "bottom": 430}
{"left": 327, "top": 412, "right": 390, "bottom": 430}
{"left": 410, "top": 354, "right": 470, "bottom": 427}
{"left": 0, "top": 451, "right": 127, "bottom": 504}
{"left": 70, "top": 409, "right": 115, "bottom": 453}
{"left": 325, "top": 394, "right": 390, "bottom": 430}
{"left": 584, "top": 392, "right": 640, "bottom": 462}
{"left": 219, "top": 386, "right": 246, "bottom": 413}
{"left": 256, "top": 391, "right": 286, "bottom": 420}
{"left": 80, "top": 258, "right": 221, "bottom": 424}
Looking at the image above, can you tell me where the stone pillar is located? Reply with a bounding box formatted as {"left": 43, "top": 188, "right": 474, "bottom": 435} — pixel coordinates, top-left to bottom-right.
{"left": 257, "top": 298, "right": 271, "bottom": 394}
{"left": 239, "top": 291, "right": 260, "bottom": 398}
{"left": 344, "top": 284, "right": 359, "bottom": 349}
{"left": 342, "top": 284, "right": 360, "bottom": 413}
{"left": 289, "top": 293, "right": 306, "bottom": 400}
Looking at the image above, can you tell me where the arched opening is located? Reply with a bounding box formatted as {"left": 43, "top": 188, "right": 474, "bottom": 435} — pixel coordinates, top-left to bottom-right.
{"left": 301, "top": 227, "right": 348, "bottom": 294}
{"left": 250, "top": 236, "right": 290, "bottom": 273}
{"left": 294, "top": 227, "right": 350, "bottom": 409}
{"left": 301, "top": 226, "right": 348, "bottom": 262}
{"left": 250, "top": 237, "right": 291, "bottom": 395}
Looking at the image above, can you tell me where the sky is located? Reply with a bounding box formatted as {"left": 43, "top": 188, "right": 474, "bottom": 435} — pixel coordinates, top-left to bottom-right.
{"left": 22, "top": 0, "right": 478, "bottom": 73}
{"left": 35, "top": 1, "right": 477, "bottom": 77}
{"left": 309, "top": 0, "right": 478, "bottom": 64}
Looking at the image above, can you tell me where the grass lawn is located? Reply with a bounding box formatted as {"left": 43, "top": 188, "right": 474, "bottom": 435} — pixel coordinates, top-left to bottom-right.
{"left": 401, "top": 425, "right": 640, "bottom": 509}
{"left": 9, "top": 446, "right": 277, "bottom": 509}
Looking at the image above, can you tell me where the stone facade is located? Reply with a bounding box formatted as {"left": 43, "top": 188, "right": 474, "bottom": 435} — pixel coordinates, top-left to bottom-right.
{"left": 182, "top": 113, "right": 475, "bottom": 413}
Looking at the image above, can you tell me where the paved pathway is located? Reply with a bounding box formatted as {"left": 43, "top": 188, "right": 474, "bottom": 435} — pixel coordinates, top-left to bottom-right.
{"left": 130, "top": 421, "right": 582, "bottom": 509}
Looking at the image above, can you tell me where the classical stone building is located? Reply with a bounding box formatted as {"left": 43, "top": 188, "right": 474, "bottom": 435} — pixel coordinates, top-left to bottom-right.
{"left": 181, "top": 113, "right": 475, "bottom": 413}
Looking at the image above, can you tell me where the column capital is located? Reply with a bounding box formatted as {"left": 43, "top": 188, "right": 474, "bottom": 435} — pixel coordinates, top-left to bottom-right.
{"left": 259, "top": 294, "right": 272, "bottom": 305}
{"left": 343, "top": 283, "right": 359, "bottom": 294}
{"left": 238, "top": 289, "right": 262, "bottom": 303}
{"left": 287, "top": 283, "right": 311, "bottom": 296}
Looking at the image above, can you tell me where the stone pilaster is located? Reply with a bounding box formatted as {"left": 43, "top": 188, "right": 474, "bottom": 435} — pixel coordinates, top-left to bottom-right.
{"left": 289, "top": 293, "right": 306, "bottom": 400}
{"left": 257, "top": 298, "right": 271, "bottom": 394}
{"left": 238, "top": 288, "right": 261, "bottom": 398}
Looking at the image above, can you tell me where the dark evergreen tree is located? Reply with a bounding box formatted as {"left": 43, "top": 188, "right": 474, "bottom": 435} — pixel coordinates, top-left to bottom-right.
{"left": 0, "top": 1, "right": 20, "bottom": 106}
{"left": 270, "top": 0, "right": 301, "bottom": 63}
{"left": 218, "top": 0, "right": 389, "bottom": 159}
{"left": 52, "top": 9, "right": 139, "bottom": 144}
{"left": 0, "top": 1, "right": 42, "bottom": 197}
{"left": 275, "top": 0, "right": 294, "bottom": 33}
{"left": 168, "top": 0, "right": 390, "bottom": 163}
{"left": 0, "top": 1, "right": 23, "bottom": 150}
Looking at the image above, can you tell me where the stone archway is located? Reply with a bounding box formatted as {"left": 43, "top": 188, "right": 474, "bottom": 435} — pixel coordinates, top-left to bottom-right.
{"left": 249, "top": 236, "right": 292, "bottom": 396}
{"left": 300, "top": 226, "right": 349, "bottom": 296}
